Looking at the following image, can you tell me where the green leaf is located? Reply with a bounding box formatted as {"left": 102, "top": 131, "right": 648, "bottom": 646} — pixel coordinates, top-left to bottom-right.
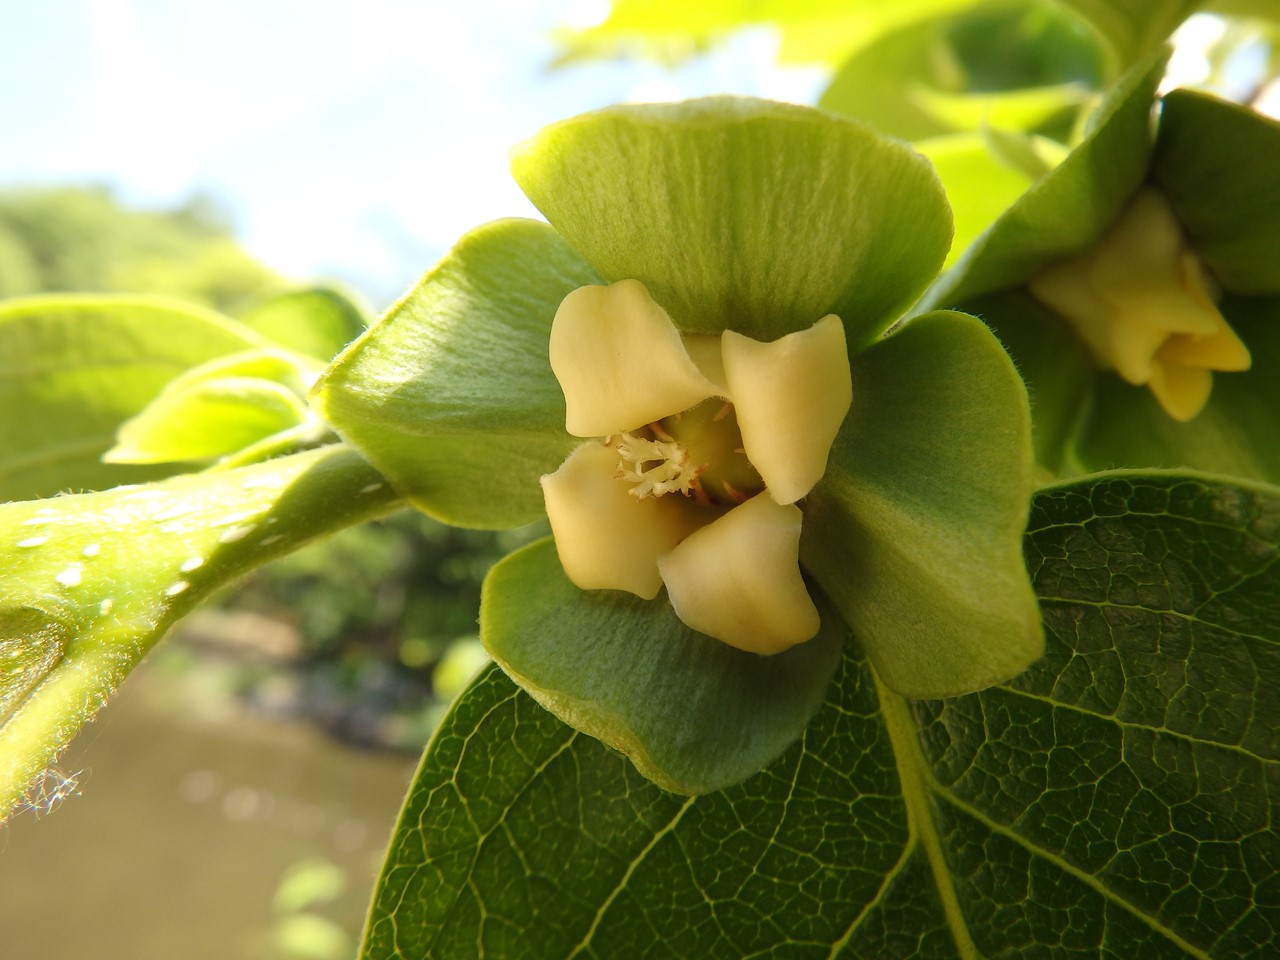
{"left": 914, "top": 83, "right": 1092, "bottom": 133}
{"left": 924, "top": 48, "right": 1167, "bottom": 309}
{"left": 105, "top": 348, "right": 319, "bottom": 464}
{"left": 482, "top": 538, "right": 843, "bottom": 795}
{"left": 361, "top": 471, "right": 1278, "bottom": 958}
{"left": 1054, "top": 0, "right": 1202, "bottom": 69}
{"left": 817, "top": 17, "right": 957, "bottom": 141}
{"left": 238, "top": 285, "right": 370, "bottom": 361}
{"left": 915, "top": 134, "right": 1044, "bottom": 268}
{"left": 1152, "top": 89, "right": 1280, "bottom": 296}
{"left": 511, "top": 97, "right": 952, "bottom": 350}
{"left": 804, "top": 310, "right": 1042, "bottom": 698}
{"left": 312, "top": 219, "right": 601, "bottom": 530}
{"left": 0, "top": 295, "right": 266, "bottom": 501}
{"left": 1075, "top": 295, "right": 1280, "bottom": 482}
{"left": 0, "top": 443, "right": 399, "bottom": 822}
{"left": 105, "top": 377, "right": 310, "bottom": 464}
{"left": 818, "top": 2, "right": 1099, "bottom": 142}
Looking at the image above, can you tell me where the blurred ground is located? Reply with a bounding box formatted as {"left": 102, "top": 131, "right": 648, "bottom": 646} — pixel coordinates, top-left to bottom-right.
{"left": 0, "top": 616, "right": 429, "bottom": 960}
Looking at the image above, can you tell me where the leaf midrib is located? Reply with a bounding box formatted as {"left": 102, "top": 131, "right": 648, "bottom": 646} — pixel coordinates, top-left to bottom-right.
{"left": 876, "top": 673, "right": 981, "bottom": 960}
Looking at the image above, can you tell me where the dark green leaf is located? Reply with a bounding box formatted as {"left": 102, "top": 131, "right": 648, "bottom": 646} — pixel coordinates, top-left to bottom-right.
{"left": 361, "top": 471, "right": 1279, "bottom": 958}
{"left": 511, "top": 97, "right": 952, "bottom": 350}
{"left": 1153, "top": 89, "right": 1280, "bottom": 295}
{"left": 0, "top": 444, "right": 399, "bottom": 821}
{"left": 313, "top": 219, "right": 601, "bottom": 529}
{"left": 0, "top": 295, "right": 266, "bottom": 500}
{"left": 482, "top": 538, "right": 843, "bottom": 794}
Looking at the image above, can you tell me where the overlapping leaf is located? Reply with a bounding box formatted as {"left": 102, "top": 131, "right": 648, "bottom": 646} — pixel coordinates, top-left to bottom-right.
{"left": 0, "top": 296, "right": 267, "bottom": 501}
{"left": 360, "top": 472, "right": 1279, "bottom": 959}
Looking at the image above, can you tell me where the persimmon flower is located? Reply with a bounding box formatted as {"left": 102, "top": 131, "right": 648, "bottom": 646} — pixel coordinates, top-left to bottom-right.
{"left": 540, "top": 279, "right": 851, "bottom": 655}
{"left": 1028, "top": 187, "right": 1251, "bottom": 422}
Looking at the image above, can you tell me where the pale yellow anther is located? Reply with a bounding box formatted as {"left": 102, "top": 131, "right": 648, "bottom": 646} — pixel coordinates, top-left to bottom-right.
{"left": 1028, "top": 187, "right": 1251, "bottom": 422}
{"left": 550, "top": 280, "right": 719, "bottom": 436}
{"left": 722, "top": 315, "right": 852, "bottom": 504}
{"left": 614, "top": 433, "right": 698, "bottom": 499}
{"left": 658, "top": 493, "right": 820, "bottom": 655}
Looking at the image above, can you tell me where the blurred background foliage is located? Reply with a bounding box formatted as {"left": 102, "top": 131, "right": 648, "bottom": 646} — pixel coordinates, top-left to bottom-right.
{"left": 0, "top": 182, "right": 530, "bottom": 756}
{"left": 0, "top": 185, "right": 279, "bottom": 311}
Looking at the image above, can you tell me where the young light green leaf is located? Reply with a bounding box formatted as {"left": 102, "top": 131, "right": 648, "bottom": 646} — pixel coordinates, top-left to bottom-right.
{"left": 105, "top": 377, "right": 311, "bottom": 464}
{"left": 105, "top": 348, "right": 321, "bottom": 464}
{"left": 237, "top": 286, "right": 370, "bottom": 361}
{"left": 0, "top": 443, "right": 399, "bottom": 822}
{"left": 511, "top": 96, "right": 952, "bottom": 350}
{"left": 804, "top": 310, "right": 1041, "bottom": 698}
{"left": 915, "top": 135, "right": 1044, "bottom": 268}
{"left": 360, "top": 471, "right": 1279, "bottom": 959}
{"left": 482, "top": 538, "right": 843, "bottom": 795}
{"left": 0, "top": 295, "right": 267, "bottom": 501}
{"left": 313, "top": 219, "right": 602, "bottom": 530}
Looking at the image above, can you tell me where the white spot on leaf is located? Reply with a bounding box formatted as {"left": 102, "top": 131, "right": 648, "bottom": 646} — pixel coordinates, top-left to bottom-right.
{"left": 55, "top": 565, "right": 83, "bottom": 588}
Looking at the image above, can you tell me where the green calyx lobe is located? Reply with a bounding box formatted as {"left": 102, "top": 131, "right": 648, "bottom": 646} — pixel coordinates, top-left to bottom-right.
{"left": 511, "top": 96, "right": 953, "bottom": 350}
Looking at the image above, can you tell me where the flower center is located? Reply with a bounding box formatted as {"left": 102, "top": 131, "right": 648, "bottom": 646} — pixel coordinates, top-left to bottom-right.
{"left": 612, "top": 398, "right": 764, "bottom": 507}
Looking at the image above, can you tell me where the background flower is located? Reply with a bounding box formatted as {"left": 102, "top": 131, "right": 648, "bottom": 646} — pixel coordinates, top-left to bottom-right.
{"left": 924, "top": 51, "right": 1280, "bottom": 483}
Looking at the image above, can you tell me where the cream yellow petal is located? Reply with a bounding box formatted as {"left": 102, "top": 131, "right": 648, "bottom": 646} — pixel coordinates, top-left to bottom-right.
{"left": 721, "top": 315, "right": 852, "bottom": 505}
{"left": 682, "top": 334, "right": 729, "bottom": 395}
{"left": 1030, "top": 258, "right": 1168, "bottom": 384}
{"left": 550, "top": 280, "right": 719, "bottom": 436}
{"left": 542, "top": 442, "right": 708, "bottom": 599}
{"left": 1147, "top": 362, "right": 1213, "bottom": 422}
{"left": 1157, "top": 324, "right": 1252, "bottom": 372}
{"left": 658, "top": 493, "right": 820, "bottom": 655}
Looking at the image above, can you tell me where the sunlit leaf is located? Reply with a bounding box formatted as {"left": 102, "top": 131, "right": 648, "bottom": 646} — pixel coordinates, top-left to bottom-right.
{"left": 238, "top": 286, "right": 370, "bottom": 362}
{"left": 105, "top": 349, "right": 319, "bottom": 465}
{"left": 1054, "top": 0, "right": 1202, "bottom": 68}
{"left": 916, "top": 134, "right": 1044, "bottom": 267}
{"left": 0, "top": 296, "right": 266, "bottom": 501}
{"left": 0, "top": 444, "right": 399, "bottom": 822}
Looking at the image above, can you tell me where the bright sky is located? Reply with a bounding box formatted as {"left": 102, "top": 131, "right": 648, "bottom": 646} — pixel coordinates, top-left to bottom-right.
{"left": 0, "top": 0, "right": 820, "bottom": 305}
